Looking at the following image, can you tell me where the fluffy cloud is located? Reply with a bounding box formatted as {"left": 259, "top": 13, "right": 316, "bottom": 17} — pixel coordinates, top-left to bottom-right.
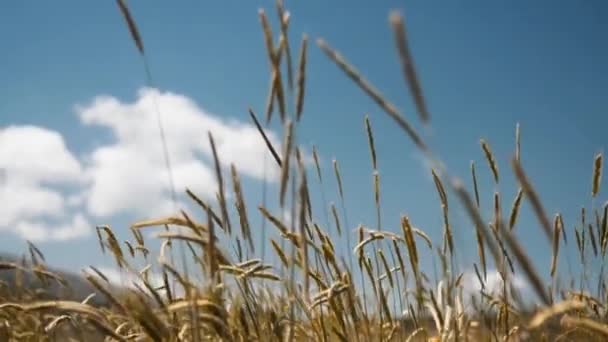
{"left": 77, "top": 88, "right": 281, "bottom": 218}
{"left": 92, "top": 266, "right": 163, "bottom": 287}
{"left": 0, "top": 125, "right": 87, "bottom": 241}
{"left": 459, "top": 268, "right": 533, "bottom": 310}
{"left": 0, "top": 88, "right": 281, "bottom": 242}
{"left": 0, "top": 125, "right": 82, "bottom": 184}
{"left": 91, "top": 266, "right": 177, "bottom": 298}
{"left": 15, "top": 214, "right": 91, "bottom": 242}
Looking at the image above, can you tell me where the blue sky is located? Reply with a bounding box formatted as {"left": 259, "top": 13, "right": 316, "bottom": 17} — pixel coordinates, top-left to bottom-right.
{"left": 1, "top": 0, "right": 607, "bottom": 295}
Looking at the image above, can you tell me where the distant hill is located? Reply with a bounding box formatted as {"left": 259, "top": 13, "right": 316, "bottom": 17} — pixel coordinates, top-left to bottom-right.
{"left": 0, "top": 253, "right": 111, "bottom": 307}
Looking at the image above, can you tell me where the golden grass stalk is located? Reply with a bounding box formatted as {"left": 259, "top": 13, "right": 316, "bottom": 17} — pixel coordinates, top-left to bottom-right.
{"left": 551, "top": 214, "right": 562, "bottom": 277}
{"left": 1, "top": 301, "right": 115, "bottom": 332}
{"left": 592, "top": 153, "right": 603, "bottom": 197}
{"left": 124, "top": 240, "right": 135, "bottom": 258}
{"left": 27, "top": 240, "right": 45, "bottom": 266}
{"left": 131, "top": 216, "right": 207, "bottom": 234}
{"left": 312, "top": 145, "right": 323, "bottom": 182}
{"left": 271, "top": 239, "right": 289, "bottom": 267}
{"left": 258, "top": 9, "right": 287, "bottom": 122}
{"left": 208, "top": 132, "right": 232, "bottom": 235}
{"left": 185, "top": 189, "right": 222, "bottom": 230}
{"left": 557, "top": 212, "right": 567, "bottom": 245}
{"left": 265, "top": 72, "right": 276, "bottom": 123}
{"left": 231, "top": 164, "right": 253, "bottom": 251}
{"left": 295, "top": 34, "right": 308, "bottom": 121}
{"left": 499, "top": 223, "right": 551, "bottom": 306}
{"left": 601, "top": 202, "right": 608, "bottom": 254}
{"left": 528, "top": 299, "right": 585, "bottom": 329}
{"left": 44, "top": 315, "right": 74, "bottom": 334}
{"left": 451, "top": 180, "right": 502, "bottom": 274}
{"left": 377, "top": 249, "right": 394, "bottom": 289}
{"left": 493, "top": 192, "right": 501, "bottom": 233}
{"left": 401, "top": 215, "right": 422, "bottom": 291}
{"left": 126, "top": 294, "right": 171, "bottom": 341}
{"left": 84, "top": 272, "right": 128, "bottom": 313}
{"left": 373, "top": 171, "right": 382, "bottom": 227}
{"left": 389, "top": 11, "right": 430, "bottom": 123}
{"left": 586, "top": 223, "right": 598, "bottom": 257}
{"left": 333, "top": 159, "right": 345, "bottom": 201}
{"left": 248, "top": 108, "right": 282, "bottom": 167}
{"left": 480, "top": 139, "right": 499, "bottom": 183}
{"left": 298, "top": 171, "right": 311, "bottom": 300}
{"left": 470, "top": 162, "right": 487, "bottom": 279}
{"left": 471, "top": 161, "right": 481, "bottom": 207}
{"left": 317, "top": 38, "right": 428, "bottom": 152}
{"left": 512, "top": 157, "right": 553, "bottom": 241}
{"left": 561, "top": 314, "right": 608, "bottom": 337}
{"left": 279, "top": 120, "right": 294, "bottom": 207}
{"left": 115, "top": 0, "right": 144, "bottom": 55}
{"left": 509, "top": 188, "right": 524, "bottom": 231}
{"left": 98, "top": 225, "right": 125, "bottom": 268}
{"left": 95, "top": 226, "right": 106, "bottom": 254}
{"left": 258, "top": 206, "right": 291, "bottom": 240}
{"left": 258, "top": 9, "right": 277, "bottom": 68}
{"left": 405, "top": 327, "right": 427, "bottom": 342}
{"left": 365, "top": 116, "right": 378, "bottom": 173}
{"left": 431, "top": 169, "right": 448, "bottom": 210}
{"left": 275, "top": 0, "right": 294, "bottom": 91}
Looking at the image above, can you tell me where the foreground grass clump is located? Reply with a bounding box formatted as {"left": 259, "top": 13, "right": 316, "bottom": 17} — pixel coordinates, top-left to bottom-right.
{"left": 1, "top": 1, "right": 607, "bottom": 341}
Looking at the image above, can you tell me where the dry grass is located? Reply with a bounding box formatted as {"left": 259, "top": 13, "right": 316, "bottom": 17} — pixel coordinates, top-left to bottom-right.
{"left": 1, "top": 1, "right": 607, "bottom": 341}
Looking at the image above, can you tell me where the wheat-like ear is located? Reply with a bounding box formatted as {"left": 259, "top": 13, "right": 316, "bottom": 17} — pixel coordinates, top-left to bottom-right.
{"left": 264, "top": 73, "right": 276, "bottom": 124}
{"left": 528, "top": 300, "right": 585, "bottom": 329}
{"left": 561, "top": 315, "right": 608, "bottom": 337}
{"left": 499, "top": 222, "right": 551, "bottom": 306}
{"left": 512, "top": 157, "right": 553, "bottom": 241}
{"left": 509, "top": 188, "right": 524, "bottom": 231}
{"left": 480, "top": 139, "right": 499, "bottom": 184}
{"left": 389, "top": 11, "right": 430, "bottom": 123}
{"left": 377, "top": 249, "right": 394, "bottom": 289}
{"left": 601, "top": 202, "right": 608, "bottom": 254}
{"left": 208, "top": 132, "right": 232, "bottom": 236}
{"left": 258, "top": 9, "right": 287, "bottom": 123}
{"left": 592, "top": 153, "right": 603, "bottom": 197}
{"left": 365, "top": 115, "right": 378, "bottom": 170}
{"left": 333, "top": 159, "right": 345, "bottom": 201}
{"left": 231, "top": 164, "right": 253, "bottom": 251}
{"left": 330, "top": 203, "right": 342, "bottom": 236}
{"left": 248, "top": 108, "right": 282, "bottom": 168}
{"left": 295, "top": 34, "right": 308, "bottom": 121}
{"left": 116, "top": 0, "right": 144, "bottom": 55}
{"left": 451, "top": 180, "right": 502, "bottom": 273}
{"left": 279, "top": 120, "right": 294, "bottom": 207}
{"left": 550, "top": 214, "right": 562, "bottom": 277}
{"left": 274, "top": 0, "right": 294, "bottom": 86}
{"left": 185, "top": 188, "right": 224, "bottom": 230}
{"left": 471, "top": 161, "right": 481, "bottom": 207}
{"left": 431, "top": 169, "right": 448, "bottom": 210}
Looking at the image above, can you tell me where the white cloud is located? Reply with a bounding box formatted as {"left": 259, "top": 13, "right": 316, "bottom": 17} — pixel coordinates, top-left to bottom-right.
{"left": 92, "top": 266, "right": 176, "bottom": 298}
{"left": 77, "top": 87, "right": 281, "bottom": 218}
{"left": 91, "top": 266, "right": 163, "bottom": 288}
{"left": 459, "top": 268, "right": 533, "bottom": 310}
{"left": 15, "top": 214, "right": 91, "bottom": 242}
{"left": 0, "top": 125, "right": 82, "bottom": 184}
{"left": 0, "top": 125, "right": 89, "bottom": 241}
{"left": 0, "top": 87, "right": 282, "bottom": 242}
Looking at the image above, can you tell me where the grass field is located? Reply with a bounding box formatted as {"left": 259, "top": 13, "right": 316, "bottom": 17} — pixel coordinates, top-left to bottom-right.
{"left": 0, "top": 1, "right": 606, "bottom": 341}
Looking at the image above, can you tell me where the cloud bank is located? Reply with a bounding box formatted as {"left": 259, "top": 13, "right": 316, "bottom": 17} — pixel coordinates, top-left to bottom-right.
{"left": 0, "top": 88, "right": 280, "bottom": 242}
